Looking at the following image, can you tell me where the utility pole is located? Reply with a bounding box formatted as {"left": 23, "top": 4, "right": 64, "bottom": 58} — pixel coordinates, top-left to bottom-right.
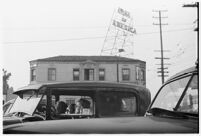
{"left": 183, "top": 2, "right": 199, "bottom": 64}
{"left": 153, "top": 10, "right": 169, "bottom": 84}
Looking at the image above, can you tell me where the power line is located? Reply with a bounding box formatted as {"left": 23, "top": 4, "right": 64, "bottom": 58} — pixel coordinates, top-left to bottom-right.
{"left": 2, "top": 36, "right": 107, "bottom": 44}
{"left": 1, "top": 23, "right": 194, "bottom": 30}
{"left": 137, "top": 27, "right": 193, "bottom": 35}
{"left": 169, "top": 43, "right": 195, "bottom": 60}
{"left": 1, "top": 26, "right": 107, "bottom": 30}
{"left": 2, "top": 27, "right": 194, "bottom": 44}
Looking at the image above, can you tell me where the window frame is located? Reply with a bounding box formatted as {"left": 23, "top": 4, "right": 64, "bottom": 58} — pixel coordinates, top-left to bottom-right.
{"left": 99, "top": 68, "right": 105, "bottom": 81}
{"left": 135, "top": 67, "right": 139, "bottom": 80}
{"left": 141, "top": 69, "right": 145, "bottom": 81}
{"left": 122, "top": 68, "right": 130, "bottom": 81}
{"left": 30, "top": 68, "right": 36, "bottom": 81}
{"left": 136, "top": 67, "right": 145, "bottom": 81}
{"left": 84, "top": 69, "right": 94, "bottom": 81}
{"left": 73, "top": 68, "right": 80, "bottom": 81}
{"left": 48, "top": 68, "right": 56, "bottom": 81}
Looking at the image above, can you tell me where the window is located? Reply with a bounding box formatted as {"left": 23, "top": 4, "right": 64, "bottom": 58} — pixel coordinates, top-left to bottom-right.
{"left": 73, "top": 69, "right": 80, "bottom": 81}
{"left": 136, "top": 67, "right": 145, "bottom": 81}
{"left": 141, "top": 69, "right": 145, "bottom": 81}
{"left": 136, "top": 67, "right": 139, "bottom": 80}
{"left": 48, "top": 68, "right": 56, "bottom": 81}
{"left": 49, "top": 93, "right": 94, "bottom": 119}
{"left": 122, "top": 68, "right": 130, "bottom": 81}
{"left": 98, "top": 91, "right": 137, "bottom": 117}
{"left": 99, "top": 69, "right": 105, "bottom": 81}
{"left": 31, "top": 69, "right": 36, "bottom": 81}
{"left": 84, "top": 69, "right": 94, "bottom": 81}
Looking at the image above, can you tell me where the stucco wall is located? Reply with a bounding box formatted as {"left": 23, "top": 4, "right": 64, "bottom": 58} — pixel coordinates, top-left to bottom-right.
{"left": 30, "top": 61, "right": 146, "bottom": 87}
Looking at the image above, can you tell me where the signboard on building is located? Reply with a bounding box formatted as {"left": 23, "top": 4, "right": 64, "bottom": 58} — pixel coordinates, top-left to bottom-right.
{"left": 100, "top": 7, "right": 136, "bottom": 57}
{"left": 113, "top": 20, "right": 136, "bottom": 34}
{"left": 117, "top": 8, "right": 130, "bottom": 18}
{"left": 112, "top": 8, "right": 136, "bottom": 34}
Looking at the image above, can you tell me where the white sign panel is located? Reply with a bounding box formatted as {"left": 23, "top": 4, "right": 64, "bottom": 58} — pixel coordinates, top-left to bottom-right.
{"left": 118, "top": 8, "right": 130, "bottom": 18}
{"left": 113, "top": 20, "right": 136, "bottom": 34}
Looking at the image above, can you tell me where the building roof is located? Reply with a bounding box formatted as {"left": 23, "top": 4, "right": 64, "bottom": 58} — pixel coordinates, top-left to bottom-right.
{"left": 30, "top": 55, "right": 145, "bottom": 63}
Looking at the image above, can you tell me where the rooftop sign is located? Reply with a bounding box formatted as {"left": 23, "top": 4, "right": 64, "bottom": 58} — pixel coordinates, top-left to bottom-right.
{"left": 112, "top": 8, "right": 136, "bottom": 34}
{"left": 118, "top": 8, "right": 130, "bottom": 18}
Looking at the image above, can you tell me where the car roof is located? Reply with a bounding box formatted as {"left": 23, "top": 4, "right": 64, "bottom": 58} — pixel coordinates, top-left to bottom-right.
{"left": 165, "top": 66, "right": 197, "bottom": 83}
{"left": 14, "top": 82, "right": 149, "bottom": 94}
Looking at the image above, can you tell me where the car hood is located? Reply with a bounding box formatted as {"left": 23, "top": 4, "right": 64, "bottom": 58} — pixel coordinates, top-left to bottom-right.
{"left": 4, "top": 116, "right": 198, "bottom": 134}
{"left": 8, "top": 96, "right": 41, "bottom": 116}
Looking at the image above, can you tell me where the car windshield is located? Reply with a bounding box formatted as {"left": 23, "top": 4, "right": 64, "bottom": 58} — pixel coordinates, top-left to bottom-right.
{"left": 150, "top": 74, "right": 198, "bottom": 116}
{"left": 8, "top": 90, "right": 43, "bottom": 115}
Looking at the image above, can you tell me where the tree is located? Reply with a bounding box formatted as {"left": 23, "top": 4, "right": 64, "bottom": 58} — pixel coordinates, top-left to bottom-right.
{"left": 3, "top": 69, "right": 11, "bottom": 95}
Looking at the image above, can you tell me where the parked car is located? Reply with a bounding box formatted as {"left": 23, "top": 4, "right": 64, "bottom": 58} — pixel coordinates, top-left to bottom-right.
{"left": 3, "top": 82, "right": 151, "bottom": 126}
{"left": 3, "top": 64, "right": 198, "bottom": 134}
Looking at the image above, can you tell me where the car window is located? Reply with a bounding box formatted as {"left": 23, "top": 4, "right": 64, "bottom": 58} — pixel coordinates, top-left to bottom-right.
{"left": 46, "top": 93, "right": 94, "bottom": 120}
{"left": 151, "top": 76, "right": 191, "bottom": 111}
{"left": 56, "top": 95, "right": 93, "bottom": 115}
{"left": 98, "top": 91, "right": 137, "bottom": 117}
{"left": 177, "top": 75, "right": 198, "bottom": 114}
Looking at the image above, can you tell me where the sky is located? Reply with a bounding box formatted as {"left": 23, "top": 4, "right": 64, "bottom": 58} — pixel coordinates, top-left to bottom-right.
{"left": 0, "top": 0, "right": 198, "bottom": 99}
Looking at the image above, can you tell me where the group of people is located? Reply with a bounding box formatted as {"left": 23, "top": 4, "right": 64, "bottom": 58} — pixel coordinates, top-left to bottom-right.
{"left": 34, "top": 98, "right": 92, "bottom": 119}
{"left": 56, "top": 98, "right": 91, "bottom": 115}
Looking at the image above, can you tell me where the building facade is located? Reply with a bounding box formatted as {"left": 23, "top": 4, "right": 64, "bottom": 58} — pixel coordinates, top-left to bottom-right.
{"left": 29, "top": 56, "right": 146, "bottom": 87}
